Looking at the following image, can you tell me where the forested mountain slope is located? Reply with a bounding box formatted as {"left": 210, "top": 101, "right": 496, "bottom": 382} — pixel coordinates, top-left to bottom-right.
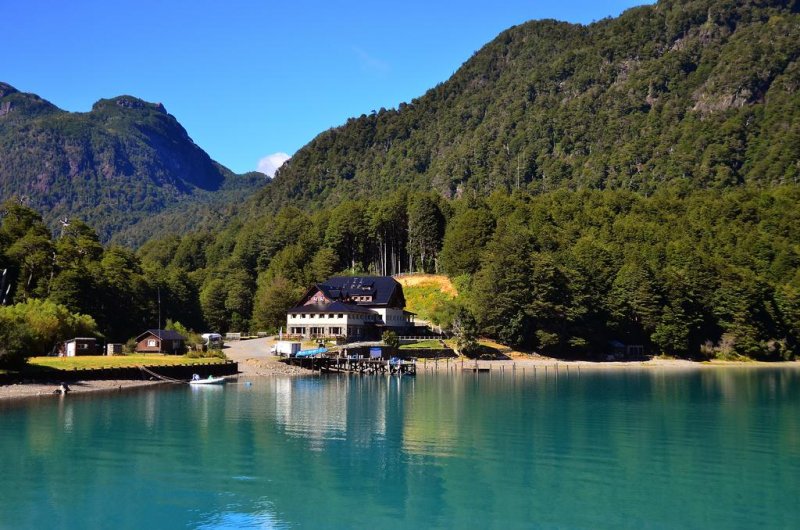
{"left": 254, "top": 0, "right": 800, "bottom": 211}
{"left": 0, "top": 83, "right": 264, "bottom": 244}
{"left": 2, "top": 0, "right": 800, "bottom": 363}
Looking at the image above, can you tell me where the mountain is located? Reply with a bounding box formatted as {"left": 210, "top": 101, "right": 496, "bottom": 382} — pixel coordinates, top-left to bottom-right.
{"left": 0, "top": 82, "right": 265, "bottom": 244}
{"left": 4, "top": 0, "right": 799, "bottom": 244}
{"left": 253, "top": 0, "right": 800, "bottom": 211}
{"left": 3, "top": 0, "right": 798, "bottom": 359}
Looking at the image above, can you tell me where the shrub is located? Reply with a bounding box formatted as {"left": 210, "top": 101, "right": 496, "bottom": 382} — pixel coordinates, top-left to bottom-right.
{"left": 207, "top": 349, "right": 226, "bottom": 359}
{"left": 0, "top": 299, "right": 98, "bottom": 368}
{"left": 124, "top": 338, "right": 138, "bottom": 354}
{"left": 186, "top": 348, "right": 225, "bottom": 360}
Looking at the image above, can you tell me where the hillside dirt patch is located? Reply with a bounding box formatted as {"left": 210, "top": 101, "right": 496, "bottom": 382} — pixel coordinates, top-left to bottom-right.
{"left": 395, "top": 274, "right": 458, "bottom": 296}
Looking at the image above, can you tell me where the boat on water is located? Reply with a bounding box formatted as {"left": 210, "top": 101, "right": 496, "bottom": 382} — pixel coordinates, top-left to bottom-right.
{"left": 189, "top": 374, "right": 226, "bottom": 385}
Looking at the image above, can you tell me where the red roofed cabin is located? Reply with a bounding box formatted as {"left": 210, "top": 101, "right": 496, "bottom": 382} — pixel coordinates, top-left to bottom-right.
{"left": 135, "top": 329, "right": 187, "bottom": 355}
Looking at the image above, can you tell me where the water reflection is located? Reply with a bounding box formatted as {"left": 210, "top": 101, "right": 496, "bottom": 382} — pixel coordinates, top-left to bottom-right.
{"left": 274, "top": 377, "right": 348, "bottom": 449}
{"left": 0, "top": 368, "right": 799, "bottom": 529}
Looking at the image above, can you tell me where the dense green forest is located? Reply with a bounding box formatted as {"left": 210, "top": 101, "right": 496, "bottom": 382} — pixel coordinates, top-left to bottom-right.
{"left": 0, "top": 200, "right": 203, "bottom": 365}
{"left": 4, "top": 1, "right": 800, "bottom": 250}
{"left": 0, "top": 83, "right": 264, "bottom": 246}
{"left": 251, "top": 0, "right": 800, "bottom": 213}
{"left": 2, "top": 0, "right": 800, "bottom": 365}
{"left": 3, "top": 185, "right": 798, "bottom": 365}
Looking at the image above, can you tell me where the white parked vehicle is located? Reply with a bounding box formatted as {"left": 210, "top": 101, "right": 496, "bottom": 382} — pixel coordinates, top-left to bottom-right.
{"left": 201, "top": 333, "right": 223, "bottom": 348}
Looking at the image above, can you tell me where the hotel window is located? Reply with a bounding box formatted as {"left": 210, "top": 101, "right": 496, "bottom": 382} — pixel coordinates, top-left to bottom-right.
{"left": 147, "top": 339, "right": 157, "bottom": 347}
{"left": 328, "top": 314, "right": 335, "bottom": 318}
{"left": 337, "top": 314, "right": 343, "bottom": 318}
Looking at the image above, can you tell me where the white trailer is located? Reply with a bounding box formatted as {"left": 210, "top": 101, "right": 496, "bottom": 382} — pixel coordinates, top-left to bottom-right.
{"left": 271, "top": 341, "right": 302, "bottom": 357}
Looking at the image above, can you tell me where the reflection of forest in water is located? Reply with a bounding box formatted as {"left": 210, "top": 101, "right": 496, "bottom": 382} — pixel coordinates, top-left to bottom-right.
{"left": 1, "top": 368, "right": 799, "bottom": 528}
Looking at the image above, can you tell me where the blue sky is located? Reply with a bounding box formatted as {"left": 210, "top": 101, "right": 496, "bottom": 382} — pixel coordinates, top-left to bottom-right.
{"left": 2, "top": 0, "right": 651, "bottom": 175}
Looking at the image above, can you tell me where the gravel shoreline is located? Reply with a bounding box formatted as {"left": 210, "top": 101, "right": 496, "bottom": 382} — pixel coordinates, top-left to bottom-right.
{"left": 0, "top": 379, "right": 167, "bottom": 401}
{"left": 4, "top": 357, "right": 796, "bottom": 403}
{"left": 237, "top": 357, "right": 317, "bottom": 377}
{"left": 0, "top": 357, "right": 313, "bottom": 403}
{"left": 416, "top": 357, "right": 800, "bottom": 372}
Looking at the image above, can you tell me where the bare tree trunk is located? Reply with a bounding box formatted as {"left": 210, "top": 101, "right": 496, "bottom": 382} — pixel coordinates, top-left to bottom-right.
{"left": 383, "top": 237, "right": 388, "bottom": 276}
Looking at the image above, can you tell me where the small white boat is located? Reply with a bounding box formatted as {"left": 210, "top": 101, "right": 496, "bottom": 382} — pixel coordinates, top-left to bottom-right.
{"left": 189, "top": 374, "right": 226, "bottom": 385}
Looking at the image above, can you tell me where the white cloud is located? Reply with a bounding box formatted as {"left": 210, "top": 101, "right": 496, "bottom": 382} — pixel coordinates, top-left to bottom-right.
{"left": 256, "top": 152, "right": 291, "bottom": 178}
{"left": 353, "top": 46, "right": 390, "bottom": 74}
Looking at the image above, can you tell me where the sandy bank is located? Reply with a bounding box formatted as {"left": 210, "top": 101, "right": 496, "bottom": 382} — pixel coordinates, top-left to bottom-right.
{"left": 0, "top": 355, "right": 312, "bottom": 403}
{"left": 416, "top": 357, "right": 800, "bottom": 372}
{"left": 4, "top": 356, "right": 796, "bottom": 403}
{"left": 0, "top": 379, "right": 166, "bottom": 401}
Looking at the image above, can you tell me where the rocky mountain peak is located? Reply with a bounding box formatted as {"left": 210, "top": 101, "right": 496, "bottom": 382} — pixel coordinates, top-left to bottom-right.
{"left": 0, "top": 82, "right": 19, "bottom": 98}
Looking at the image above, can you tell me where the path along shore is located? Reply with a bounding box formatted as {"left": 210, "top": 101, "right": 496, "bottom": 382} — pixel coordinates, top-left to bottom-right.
{"left": 417, "top": 357, "right": 800, "bottom": 373}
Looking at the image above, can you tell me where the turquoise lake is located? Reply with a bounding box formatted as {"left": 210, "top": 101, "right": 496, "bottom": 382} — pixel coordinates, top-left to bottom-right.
{"left": 1, "top": 368, "right": 799, "bottom": 529}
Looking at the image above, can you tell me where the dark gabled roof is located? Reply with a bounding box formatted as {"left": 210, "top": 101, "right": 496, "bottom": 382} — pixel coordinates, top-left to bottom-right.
{"left": 136, "top": 329, "right": 186, "bottom": 341}
{"left": 287, "top": 301, "right": 377, "bottom": 315}
{"left": 318, "top": 276, "right": 401, "bottom": 306}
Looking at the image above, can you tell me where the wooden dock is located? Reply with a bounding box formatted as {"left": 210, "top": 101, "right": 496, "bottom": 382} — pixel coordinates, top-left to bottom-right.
{"left": 286, "top": 356, "right": 416, "bottom": 376}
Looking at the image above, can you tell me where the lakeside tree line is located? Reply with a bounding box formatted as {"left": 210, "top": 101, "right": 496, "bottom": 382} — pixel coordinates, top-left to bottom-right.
{"left": 0, "top": 200, "right": 202, "bottom": 365}
{"left": 2, "top": 184, "right": 799, "bottom": 365}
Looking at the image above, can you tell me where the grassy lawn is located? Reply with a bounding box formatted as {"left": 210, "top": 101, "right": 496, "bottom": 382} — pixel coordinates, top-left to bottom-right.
{"left": 27, "top": 355, "right": 226, "bottom": 371}
{"left": 400, "top": 339, "right": 446, "bottom": 350}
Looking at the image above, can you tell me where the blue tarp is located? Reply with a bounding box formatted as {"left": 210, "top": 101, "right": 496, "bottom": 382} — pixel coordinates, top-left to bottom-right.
{"left": 295, "top": 347, "right": 328, "bottom": 358}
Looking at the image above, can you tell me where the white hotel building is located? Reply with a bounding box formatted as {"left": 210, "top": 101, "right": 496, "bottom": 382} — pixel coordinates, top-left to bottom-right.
{"left": 286, "top": 276, "right": 415, "bottom": 340}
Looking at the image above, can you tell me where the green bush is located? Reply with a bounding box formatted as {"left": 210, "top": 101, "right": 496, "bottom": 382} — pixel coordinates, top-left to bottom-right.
{"left": 186, "top": 348, "right": 226, "bottom": 360}
{"left": 123, "top": 338, "right": 138, "bottom": 354}
{"left": 0, "top": 299, "right": 97, "bottom": 368}
{"left": 207, "top": 349, "right": 226, "bottom": 359}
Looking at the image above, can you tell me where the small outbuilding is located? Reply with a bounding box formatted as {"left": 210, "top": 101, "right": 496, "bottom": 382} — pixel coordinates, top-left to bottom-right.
{"left": 64, "top": 337, "right": 98, "bottom": 357}
{"left": 608, "top": 340, "right": 645, "bottom": 360}
{"left": 135, "top": 329, "right": 187, "bottom": 355}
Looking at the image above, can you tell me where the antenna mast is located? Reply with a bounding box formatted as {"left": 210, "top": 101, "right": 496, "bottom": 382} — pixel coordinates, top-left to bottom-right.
{"left": 157, "top": 287, "right": 162, "bottom": 352}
